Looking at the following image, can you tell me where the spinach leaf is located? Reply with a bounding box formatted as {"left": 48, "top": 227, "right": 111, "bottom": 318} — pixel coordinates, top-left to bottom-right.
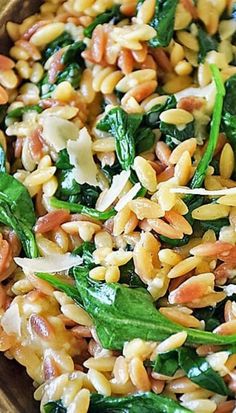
{"left": 37, "top": 272, "right": 82, "bottom": 305}
{"left": 0, "top": 145, "right": 6, "bottom": 172}
{"left": 44, "top": 400, "right": 66, "bottom": 413}
{"left": 50, "top": 197, "right": 116, "bottom": 220}
{"left": 0, "top": 172, "right": 35, "bottom": 227}
{"left": 197, "top": 25, "right": 218, "bottom": 63}
{"left": 78, "top": 184, "right": 101, "bottom": 208}
{"left": 160, "top": 121, "right": 195, "bottom": 149}
{"left": 144, "top": 96, "right": 176, "bottom": 129}
{"left": 0, "top": 172, "right": 37, "bottom": 257}
{"left": 138, "top": 0, "right": 178, "bottom": 48}
{"left": 73, "top": 241, "right": 95, "bottom": 266}
{"left": 0, "top": 200, "right": 37, "bottom": 258}
{"left": 73, "top": 270, "right": 236, "bottom": 350}
{"left": 189, "top": 65, "right": 225, "bottom": 193}
{"left": 6, "top": 105, "right": 43, "bottom": 120}
{"left": 135, "top": 127, "right": 155, "bottom": 154}
{"left": 97, "top": 108, "right": 143, "bottom": 170}
{"left": 40, "top": 63, "right": 83, "bottom": 98}
{"left": 153, "top": 351, "right": 179, "bottom": 376}
{"left": 61, "top": 41, "right": 85, "bottom": 65}
{"left": 56, "top": 149, "right": 72, "bottom": 170}
{"left": 84, "top": 6, "right": 121, "bottom": 38}
{"left": 102, "top": 159, "right": 122, "bottom": 183}
{"left": 56, "top": 169, "right": 81, "bottom": 197}
{"left": 43, "top": 31, "right": 73, "bottom": 61}
{"left": 120, "top": 260, "right": 146, "bottom": 288}
{"left": 178, "top": 347, "right": 231, "bottom": 396}
{"left": 89, "top": 392, "right": 193, "bottom": 413}
{"left": 199, "top": 218, "right": 229, "bottom": 235}
{"left": 222, "top": 74, "right": 236, "bottom": 150}
{"left": 56, "top": 63, "right": 82, "bottom": 89}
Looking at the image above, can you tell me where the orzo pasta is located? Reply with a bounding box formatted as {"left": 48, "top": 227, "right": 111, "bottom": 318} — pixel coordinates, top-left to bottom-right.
{"left": 0, "top": 0, "right": 236, "bottom": 412}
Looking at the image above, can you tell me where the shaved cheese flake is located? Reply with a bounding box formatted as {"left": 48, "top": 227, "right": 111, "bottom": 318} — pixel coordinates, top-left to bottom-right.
{"left": 40, "top": 116, "right": 78, "bottom": 151}
{"left": 96, "top": 170, "right": 130, "bottom": 212}
{"left": 115, "top": 183, "right": 141, "bottom": 211}
{"left": 223, "top": 284, "right": 236, "bottom": 296}
{"left": 67, "top": 127, "right": 98, "bottom": 186}
{"left": 1, "top": 302, "right": 21, "bottom": 336}
{"left": 171, "top": 187, "right": 236, "bottom": 196}
{"left": 14, "top": 253, "right": 82, "bottom": 273}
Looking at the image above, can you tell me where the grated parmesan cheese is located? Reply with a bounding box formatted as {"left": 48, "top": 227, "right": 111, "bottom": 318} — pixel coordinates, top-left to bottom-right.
{"left": 14, "top": 253, "right": 82, "bottom": 273}
{"left": 67, "top": 127, "right": 98, "bottom": 186}
{"left": 223, "top": 284, "right": 236, "bottom": 296}
{"left": 40, "top": 116, "right": 78, "bottom": 151}
{"left": 171, "top": 187, "right": 236, "bottom": 196}
{"left": 175, "top": 82, "right": 216, "bottom": 102}
{"left": 115, "top": 183, "right": 141, "bottom": 211}
{"left": 96, "top": 170, "right": 131, "bottom": 212}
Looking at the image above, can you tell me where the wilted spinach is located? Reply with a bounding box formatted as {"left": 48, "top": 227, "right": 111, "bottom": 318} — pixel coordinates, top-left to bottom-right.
{"left": 89, "top": 392, "right": 192, "bottom": 413}
{"left": 135, "top": 127, "right": 155, "bottom": 154}
{"left": 56, "top": 149, "right": 72, "bottom": 170}
{"left": 198, "top": 217, "right": 230, "bottom": 235}
{"left": 143, "top": 95, "right": 176, "bottom": 129}
{"left": 119, "top": 260, "right": 146, "bottom": 288}
{"left": 42, "top": 31, "right": 73, "bottom": 61}
{"left": 0, "top": 172, "right": 37, "bottom": 257}
{"left": 44, "top": 400, "right": 66, "bottom": 413}
{"left": 40, "top": 63, "right": 83, "bottom": 98}
{"left": 84, "top": 5, "right": 122, "bottom": 38}
{"left": 221, "top": 74, "right": 236, "bottom": 150}
{"left": 160, "top": 121, "right": 195, "bottom": 149}
{"left": 153, "top": 351, "right": 179, "bottom": 376}
{"left": 97, "top": 107, "right": 143, "bottom": 170}
{"left": 6, "top": 104, "right": 43, "bottom": 121}
{"left": 197, "top": 25, "right": 218, "bottom": 63}
{"left": 137, "top": 0, "right": 178, "bottom": 48}
{"left": 61, "top": 41, "right": 85, "bottom": 65}
{"left": 50, "top": 197, "right": 116, "bottom": 220}
{"left": 73, "top": 241, "right": 95, "bottom": 267}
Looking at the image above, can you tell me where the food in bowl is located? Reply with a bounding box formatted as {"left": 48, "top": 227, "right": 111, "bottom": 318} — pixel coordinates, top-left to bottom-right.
{"left": 0, "top": 0, "right": 236, "bottom": 412}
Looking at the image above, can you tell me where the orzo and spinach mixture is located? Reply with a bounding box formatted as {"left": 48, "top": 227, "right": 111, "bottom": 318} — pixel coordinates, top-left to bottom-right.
{"left": 0, "top": 0, "right": 236, "bottom": 412}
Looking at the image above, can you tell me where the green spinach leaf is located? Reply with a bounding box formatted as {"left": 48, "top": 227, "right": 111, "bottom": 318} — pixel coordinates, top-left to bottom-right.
{"left": 178, "top": 347, "right": 231, "bottom": 396}
{"left": 189, "top": 65, "right": 225, "bottom": 193}
{"left": 89, "top": 392, "right": 193, "bottom": 413}
{"left": 160, "top": 121, "right": 195, "bottom": 149}
{"left": 144, "top": 95, "right": 176, "bottom": 129}
{"left": 73, "top": 241, "right": 95, "bottom": 266}
{"left": 198, "top": 217, "right": 229, "bottom": 235}
{"left": 84, "top": 6, "right": 121, "bottom": 38}
{"left": 135, "top": 127, "right": 155, "bottom": 154}
{"left": 43, "top": 31, "right": 73, "bottom": 61}
{"left": 37, "top": 272, "right": 82, "bottom": 305}
{"left": 6, "top": 105, "right": 43, "bottom": 120}
{"left": 50, "top": 197, "right": 116, "bottom": 220}
{"left": 61, "top": 41, "right": 85, "bottom": 65}
{"left": 97, "top": 108, "right": 143, "bottom": 170}
{"left": 197, "top": 25, "right": 218, "bottom": 63}
{"left": 222, "top": 74, "right": 236, "bottom": 150}
{"left": 138, "top": 0, "right": 178, "bottom": 48}
{"left": 153, "top": 351, "right": 179, "bottom": 376}
{"left": 73, "top": 270, "right": 236, "bottom": 350}
{"left": 120, "top": 260, "right": 146, "bottom": 288}
{"left": 56, "top": 149, "right": 72, "bottom": 170}
{"left": 44, "top": 400, "right": 66, "bottom": 413}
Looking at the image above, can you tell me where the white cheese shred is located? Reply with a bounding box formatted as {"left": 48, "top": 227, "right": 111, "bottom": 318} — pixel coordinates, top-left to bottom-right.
{"left": 171, "top": 187, "right": 236, "bottom": 196}
{"left": 14, "top": 253, "right": 83, "bottom": 273}
{"left": 115, "top": 183, "right": 141, "bottom": 211}
{"left": 96, "top": 170, "right": 131, "bottom": 212}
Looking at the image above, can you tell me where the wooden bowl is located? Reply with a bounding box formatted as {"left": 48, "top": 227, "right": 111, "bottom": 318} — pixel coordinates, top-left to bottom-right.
{"left": 0, "top": 1, "right": 42, "bottom": 411}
